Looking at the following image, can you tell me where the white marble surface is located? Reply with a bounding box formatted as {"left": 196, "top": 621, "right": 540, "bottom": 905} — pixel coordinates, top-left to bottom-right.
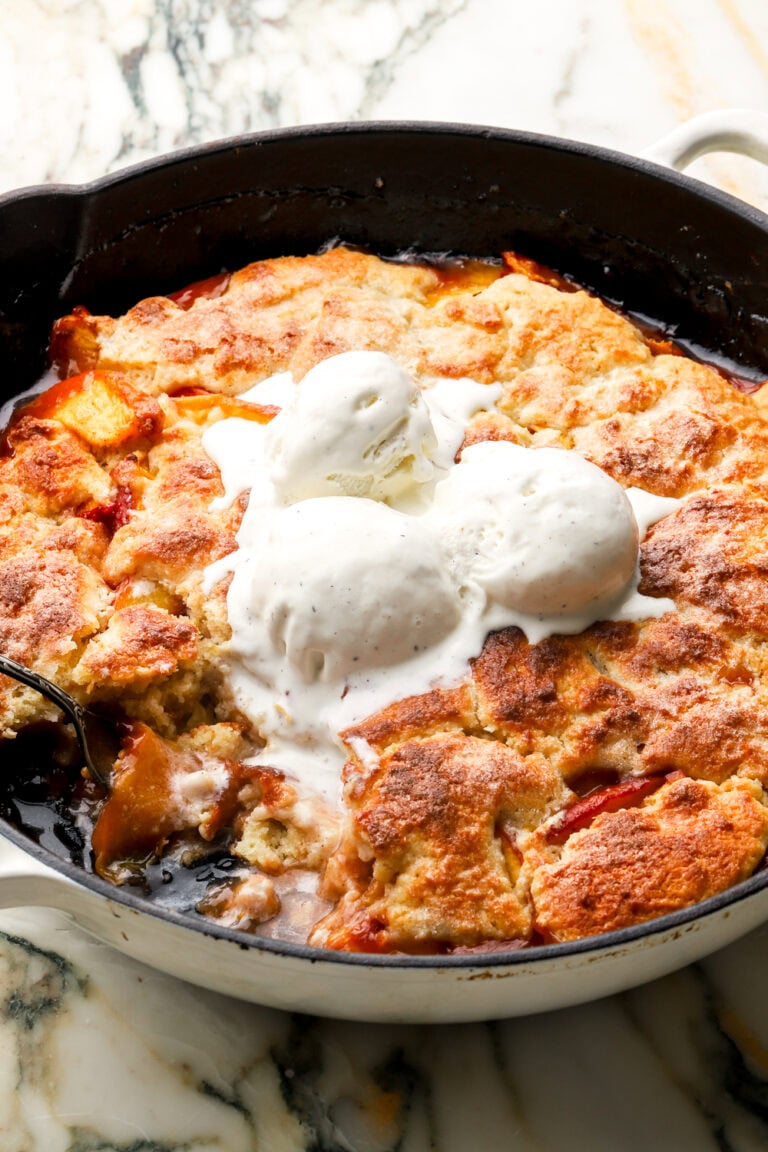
{"left": 3, "top": 0, "right": 768, "bottom": 210}
{"left": 3, "top": 1, "right": 768, "bottom": 1149}
{"left": 5, "top": 903, "right": 768, "bottom": 1151}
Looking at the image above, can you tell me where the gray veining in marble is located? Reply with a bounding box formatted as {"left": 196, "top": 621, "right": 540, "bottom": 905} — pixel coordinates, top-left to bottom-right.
{"left": 3, "top": 907, "right": 768, "bottom": 1150}
{"left": 3, "top": 0, "right": 768, "bottom": 209}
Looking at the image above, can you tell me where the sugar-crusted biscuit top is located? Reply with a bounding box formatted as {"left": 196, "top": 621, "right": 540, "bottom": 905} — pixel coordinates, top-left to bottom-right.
{"left": 4, "top": 247, "right": 768, "bottom": 952}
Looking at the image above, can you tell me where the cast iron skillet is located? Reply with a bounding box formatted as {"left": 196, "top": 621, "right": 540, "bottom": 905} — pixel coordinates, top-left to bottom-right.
{"left": 1, "top": 113, "right": 768, "bottom": 1023}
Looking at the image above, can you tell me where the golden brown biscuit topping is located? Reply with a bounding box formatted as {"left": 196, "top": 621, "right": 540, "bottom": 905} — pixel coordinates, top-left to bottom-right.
{"left": 3, "top": 247, "right": 768, "bottom": 953}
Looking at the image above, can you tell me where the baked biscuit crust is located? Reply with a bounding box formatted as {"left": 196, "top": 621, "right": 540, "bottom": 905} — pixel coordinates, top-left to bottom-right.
{"left": 529, "top": 777, "right": 768, "bottom": 941}
{"left": 311, "top": 734, "right": 568, "bottom": 951}
{"left": 3, "top": 247, "right": 768, "bottom": 952}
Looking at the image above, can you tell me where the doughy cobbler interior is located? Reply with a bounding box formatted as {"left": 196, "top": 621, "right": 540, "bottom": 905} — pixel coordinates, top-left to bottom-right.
{"left": 3, "top": 245, "right": 768, "bottom": 953}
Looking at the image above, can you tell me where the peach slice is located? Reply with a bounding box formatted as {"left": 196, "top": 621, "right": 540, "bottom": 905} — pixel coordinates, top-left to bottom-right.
{"left": 543, "top": 772, "right": 684, "bottom": 846}
{"left": 20, "top": 370, "right": 163, "bottom": 450}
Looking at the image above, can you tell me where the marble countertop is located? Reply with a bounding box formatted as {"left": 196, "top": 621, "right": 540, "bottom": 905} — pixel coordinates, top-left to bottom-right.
{"left": 3, "top": 1, "right": 768, "bottom": 1149}
{"left": 4, "top": 0, "right": 768, "bottom": 211}
{"left": 5, "top": 903, "right": 768, "bottom": 1151}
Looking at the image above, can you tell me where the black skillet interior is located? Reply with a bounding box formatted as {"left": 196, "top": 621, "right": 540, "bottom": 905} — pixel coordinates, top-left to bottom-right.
{"left": 2, "top": 121, "right": 768, "bottom": 954}
{"left": 3, "top": 121, "right": 768, "bottom": 401}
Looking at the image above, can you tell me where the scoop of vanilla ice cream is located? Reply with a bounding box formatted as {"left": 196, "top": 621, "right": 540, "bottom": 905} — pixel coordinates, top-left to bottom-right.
{"left": 228, "top": 496, "right": 462, "bottom": 684}
{"left": 430, "top": 441, "right": 639, "bottom": 616}
{"left": 264, "top": 351, "right": 437, "bottom": 503}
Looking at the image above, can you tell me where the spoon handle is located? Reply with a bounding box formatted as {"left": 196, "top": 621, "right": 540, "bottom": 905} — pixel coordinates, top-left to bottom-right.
{"left": 0, "top": 653, "right": 112, "bottom": 786}
{"left": 0, "top": 653, "right": 87, "bottom": 728}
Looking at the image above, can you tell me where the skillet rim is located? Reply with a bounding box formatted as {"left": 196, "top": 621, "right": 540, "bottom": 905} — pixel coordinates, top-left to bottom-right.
{"left": 3, "top": 117, "right": 768, "bottom": 970}
{"left": 2, "top": 117, "right": 768, "bottom": 234}
{"left": 4, "top": 813, "right": 768, "bottom": 969}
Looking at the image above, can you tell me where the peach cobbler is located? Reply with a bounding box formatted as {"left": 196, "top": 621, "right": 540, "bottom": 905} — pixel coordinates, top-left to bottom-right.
{"left": 2, "top": 246, "right": 768, "bottom": 953}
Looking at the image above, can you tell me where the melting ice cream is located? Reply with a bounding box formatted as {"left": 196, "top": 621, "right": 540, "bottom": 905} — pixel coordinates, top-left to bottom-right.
{"left": 202, "top": 351, "right": 680, "bottom": 802}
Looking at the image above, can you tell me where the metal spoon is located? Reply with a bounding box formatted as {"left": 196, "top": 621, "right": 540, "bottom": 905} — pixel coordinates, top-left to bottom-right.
{"left": 0, "top": 654, "right": 118, "bottom": 787}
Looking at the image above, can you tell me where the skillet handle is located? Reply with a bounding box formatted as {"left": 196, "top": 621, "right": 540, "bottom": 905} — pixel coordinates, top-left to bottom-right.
{"left": 644, "top": 108, "right": 768, "bottom": 171}
{"left": 0, "top": 832, "right": 79, "bottom": 910}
